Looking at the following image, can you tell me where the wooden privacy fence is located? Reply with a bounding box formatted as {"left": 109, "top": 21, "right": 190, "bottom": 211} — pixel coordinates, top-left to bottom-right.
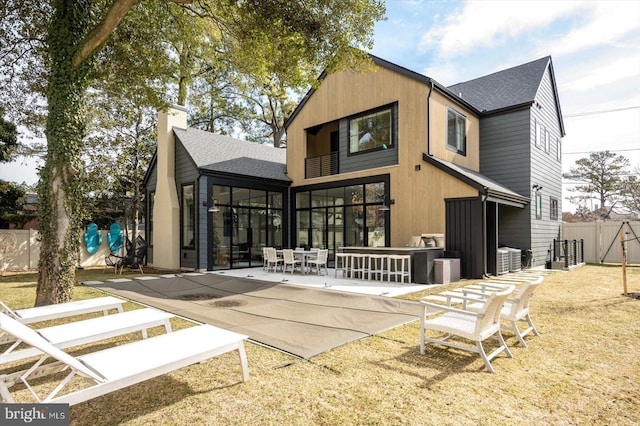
{"left": 561, "top": 221, "right": 640, "bottom": 265}
{"left": 0, "top": 229, "right": 136, "bottom": 272}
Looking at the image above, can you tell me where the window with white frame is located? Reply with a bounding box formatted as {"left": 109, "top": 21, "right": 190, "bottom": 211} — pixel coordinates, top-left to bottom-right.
{"left": 545, "top": 129, "right": 550, "bottom": 153}
{"left": 182, "top": 183, "right": 195, "bottom": 248}
{"left": 535, "top": 121, "right": 541, "bottom": 148}
{"left": 535, "top": 192, "right": 542, "bottom": 219}
{"left": 556, "top": 137, "right": 561, "bottom": 161}
{"left": 446, "top": 107, "right": 466, "bottom": 155}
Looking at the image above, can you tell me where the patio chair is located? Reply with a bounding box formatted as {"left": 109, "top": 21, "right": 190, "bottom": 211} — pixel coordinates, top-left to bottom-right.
{"left": 1, "top": 308, "right": 173, "bottom": 364}
{"left": 266, "top": 247, "right": 283, "bottom": 272}
{"left": 464, "top": 280, "right": 542, "bottom": 347}
{"left": 307, "top": 249, "right": 329, "bottom": 275}
{"left": 282, "top": 249, "right": 301, "bottom": 274}
{"left": 0, "top": 312, "right": 249, "bottom": 405}
{"left": 104, "top": 224, "right": 125, "bottom": 273}
{"left": 115, "top": 235, "right": 147, "bottom": 274}
{"left": 420, "top": 285, "right": 514, "bottom": 373}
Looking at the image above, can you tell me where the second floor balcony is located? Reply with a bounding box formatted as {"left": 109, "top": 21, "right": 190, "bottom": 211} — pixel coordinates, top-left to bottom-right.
{"left": 305, "top": 151, "right": 338, "bottom": 179}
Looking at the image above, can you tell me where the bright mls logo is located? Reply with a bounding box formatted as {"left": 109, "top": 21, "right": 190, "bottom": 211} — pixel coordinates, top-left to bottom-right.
{"left": 2, "top": 404, "right": 68, "bottom": 425}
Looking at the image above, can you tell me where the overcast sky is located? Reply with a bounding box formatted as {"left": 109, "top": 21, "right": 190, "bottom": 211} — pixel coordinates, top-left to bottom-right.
{"left": 370, "top": 0, "right": 640, "bottom": 212}
{"left": 1, "top": 0, "right": 639, "bottom": 212}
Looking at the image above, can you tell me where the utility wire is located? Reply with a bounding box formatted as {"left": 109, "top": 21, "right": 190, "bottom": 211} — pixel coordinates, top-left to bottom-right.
{"left": 564, "top": 105, "right": 640, "bottom": 118}
{"left": 563, "top": 148, "right": 640, "bottom": 155}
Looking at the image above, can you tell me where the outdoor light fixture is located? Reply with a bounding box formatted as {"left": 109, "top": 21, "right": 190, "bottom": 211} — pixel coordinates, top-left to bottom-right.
{"left": 204, "top": 197, "right": 219, "bottom": 213}
{"left": 532, "top": 184, "right": 543, "bottom": 191}
{"left": 378, "top": 195, "right": 395, "bottom": 211}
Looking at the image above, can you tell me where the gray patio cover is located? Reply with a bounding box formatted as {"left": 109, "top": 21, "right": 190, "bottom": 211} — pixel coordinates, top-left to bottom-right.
{"left": 84, "top": 274, "right": 422, "bottom": 359}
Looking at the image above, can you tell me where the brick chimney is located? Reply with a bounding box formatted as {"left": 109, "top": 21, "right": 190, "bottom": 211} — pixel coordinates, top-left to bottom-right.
{"left": 151, "top": 106, "right": 187, "bottom": 270}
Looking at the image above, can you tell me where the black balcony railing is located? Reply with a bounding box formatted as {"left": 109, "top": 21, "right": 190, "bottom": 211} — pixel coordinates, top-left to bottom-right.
{"left": 305, "top": 151, "right": 338, "bottom": 178}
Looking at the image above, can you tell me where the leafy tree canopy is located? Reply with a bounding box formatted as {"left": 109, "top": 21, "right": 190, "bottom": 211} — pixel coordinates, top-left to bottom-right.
{"left": 0, "top": 0, "right": 385, "bottom": 305}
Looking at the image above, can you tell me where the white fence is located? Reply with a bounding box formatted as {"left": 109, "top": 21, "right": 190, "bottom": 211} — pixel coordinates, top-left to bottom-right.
{"left": 561, "top": 221, "right": 640, "bottom": 265}
{"left": 0, "top": 229, "right": 131, "bottom": 272}
{"left": 2, "top": 221, "right": 639, "bottom": 271}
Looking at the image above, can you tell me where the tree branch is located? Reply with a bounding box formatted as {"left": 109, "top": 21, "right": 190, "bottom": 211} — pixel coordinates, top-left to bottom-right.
{"left": 73, "top": 0, "right": 193, "bottom": 67}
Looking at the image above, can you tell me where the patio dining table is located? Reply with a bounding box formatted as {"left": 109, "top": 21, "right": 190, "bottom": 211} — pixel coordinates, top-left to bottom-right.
{"left": 276, "top": 249, "right": 319, "bottom": 275}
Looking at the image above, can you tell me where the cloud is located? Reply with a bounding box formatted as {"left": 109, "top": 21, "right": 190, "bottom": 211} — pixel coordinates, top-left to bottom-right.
{"left": 563, "top": 56, "right": 640, "bottom": 92}
{"left": 418, "top": 1, "right": 583, "bottom": 57}
{"left": 542, "top": 2, "right": 640, "bottom": 57}
{"left": 419, "top": 1, "right": 639, "bottom": 59}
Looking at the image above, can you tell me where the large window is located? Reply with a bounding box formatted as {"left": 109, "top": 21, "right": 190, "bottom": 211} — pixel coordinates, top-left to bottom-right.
{"left": 535, "top": 192, "right": 542, "bottom": 220}
{"left": 446, "top": 107, "right": 466, "bottom": 155}
{"left": 211, "top": 184, "right": 284, "bottom": 270}
{"left": 182, "top": 184, "right": 195, "bottom": 248}
{"left": 294, "top": 180, "right": 388, "bottom": 259}
{"left": 348, "top": 105, "right": 394, "bottom": 154}
{"left": 148, "top": 191, "right": 155, "bottom": 248}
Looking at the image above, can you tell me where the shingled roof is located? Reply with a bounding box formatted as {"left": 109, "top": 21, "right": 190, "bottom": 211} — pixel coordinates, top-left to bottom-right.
{"left": 448, "top": 56, "right": 551, "bottom": 113}
{"left": 173, "top": 127, "right": 289, "bottom": 182}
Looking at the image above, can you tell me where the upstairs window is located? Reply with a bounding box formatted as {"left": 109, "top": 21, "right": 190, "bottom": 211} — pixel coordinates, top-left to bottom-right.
{"left": 446, "top": 107, "right": 466, "bottom": 155}
{"left": 535, "top": 121, "right": 541, "bottom": 148}
{"left": 348, "top": 104, "right": 395, "bottom": 155}
{"left": 545, "top": 129, "right": 550, "bottom": 153}
{"left": 550, "top": 197, "right": 559, "bottom": 220}
{"left": 556, "top": 137, "right": 562, "bottom": 161}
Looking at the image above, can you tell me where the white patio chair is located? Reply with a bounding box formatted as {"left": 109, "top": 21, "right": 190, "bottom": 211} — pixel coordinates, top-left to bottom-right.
{"left": 420, "top": 285, "right": 514, "bottom": 373}
{"left": 0, "top": 312, "right": 249, "bottom": 405}
{"left": 262, "top": 247, "right": 271, "bottom": 270}
{"left": 265, "top": 247, "right": 283, "bottom": 272}
{"left": 464, "top": 280, "right": 542, "bottom": 347}
{"left": 307, "top": 249, "right": 329, "bottom": 275}
{"left": 1, "top": 308, "right": 174, "bottom": 364}
{"left": 282, "top": 249, "right": 302, "bottom": 274}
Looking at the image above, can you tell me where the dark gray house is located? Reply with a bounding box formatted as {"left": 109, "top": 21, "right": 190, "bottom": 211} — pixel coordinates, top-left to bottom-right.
{"left": 448, "top": 56, "right": 565, "bottom": 271}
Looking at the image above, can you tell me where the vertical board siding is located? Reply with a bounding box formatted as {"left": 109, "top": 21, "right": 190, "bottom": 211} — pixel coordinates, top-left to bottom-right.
{"left": 445, "top": 198, "right": 484, "bottom": 278}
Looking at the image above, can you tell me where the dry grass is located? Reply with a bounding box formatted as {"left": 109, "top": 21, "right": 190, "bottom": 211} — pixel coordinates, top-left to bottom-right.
{"left": 1, "top": 265, "right": 639, "bottom": 425}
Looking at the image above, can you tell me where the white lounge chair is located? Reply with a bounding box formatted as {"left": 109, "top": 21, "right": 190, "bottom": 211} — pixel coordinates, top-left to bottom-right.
{"left": 420, "top": 285, "right": 514, "bottom": 373}
{"left": 0, "top": 312, "right": 249, "bottom": 405}
{"left": 1, "top": 308, "right": 174, "bottom": 364}
{"left": 1, "top": 296, "right": 124, "bottom": 324}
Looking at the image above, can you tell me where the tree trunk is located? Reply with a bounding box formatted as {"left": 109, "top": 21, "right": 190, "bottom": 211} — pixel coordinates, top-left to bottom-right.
{"left": 36, "top": 0, "right": 93, "bottom": 306}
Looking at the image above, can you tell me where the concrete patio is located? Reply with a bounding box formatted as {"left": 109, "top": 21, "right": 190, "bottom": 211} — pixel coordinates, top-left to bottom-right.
{"left": 206, "top": 266, "right": 439, "bottom": 297}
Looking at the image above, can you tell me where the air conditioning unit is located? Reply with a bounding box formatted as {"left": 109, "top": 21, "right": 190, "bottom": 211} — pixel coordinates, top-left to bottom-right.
{"left": 497, "top": 249, "right": 509, "bottom": 275}
{"left": 508, "top": 248, "right": 522, "bottom": 272}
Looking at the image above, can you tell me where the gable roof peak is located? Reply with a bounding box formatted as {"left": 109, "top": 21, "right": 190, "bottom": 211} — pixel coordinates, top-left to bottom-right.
{"left": 448, "top": 56, "right": 553, "bottom": 113}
